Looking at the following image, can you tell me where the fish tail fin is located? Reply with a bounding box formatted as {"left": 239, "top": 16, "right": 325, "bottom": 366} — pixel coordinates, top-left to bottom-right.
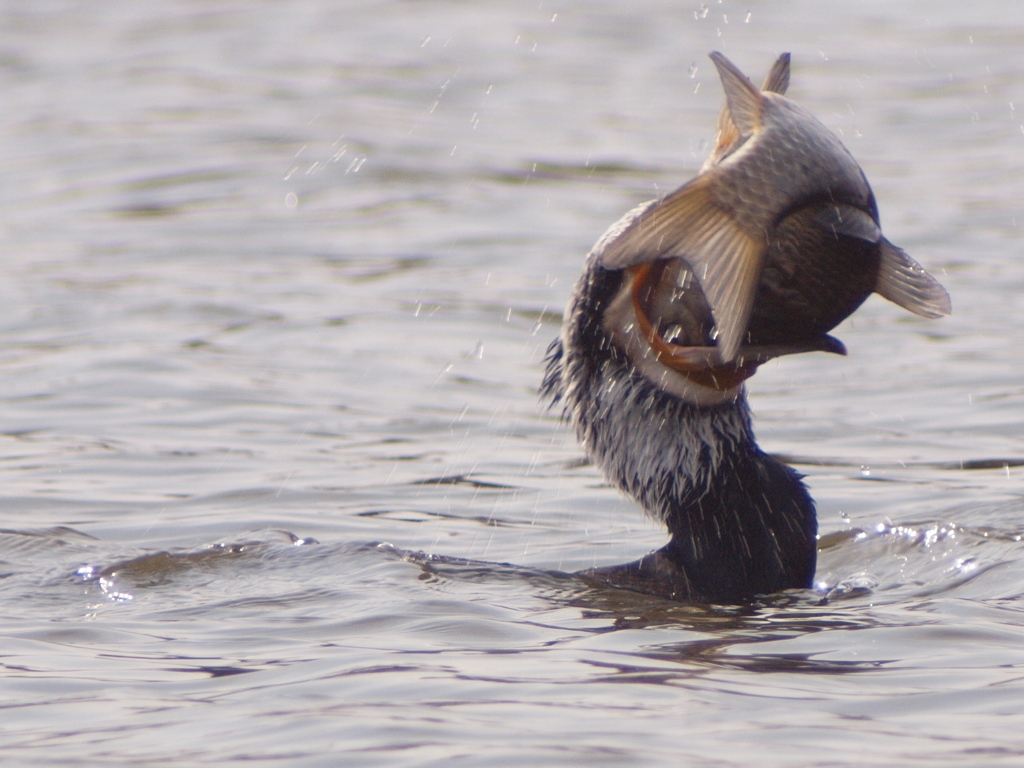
{"left": 761, "top": 52, "right": 791, "bottom": 94}
{"left": 709, "top": 51, "right": 766, "bottom": 136}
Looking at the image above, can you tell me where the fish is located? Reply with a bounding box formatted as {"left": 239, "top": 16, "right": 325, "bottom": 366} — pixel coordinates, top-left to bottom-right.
{"left": 599, "top": 51, "right": 951, "bottom": 371}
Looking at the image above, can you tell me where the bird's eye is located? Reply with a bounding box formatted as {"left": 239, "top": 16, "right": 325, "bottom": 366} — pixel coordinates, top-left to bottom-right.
{"left": 631, "top": 259, "right": 716, "bottom": 349}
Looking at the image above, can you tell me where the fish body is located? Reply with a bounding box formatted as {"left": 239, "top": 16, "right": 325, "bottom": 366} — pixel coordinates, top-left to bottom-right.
{"left": 598, "top": 52, "right": 950, "bottom": 369}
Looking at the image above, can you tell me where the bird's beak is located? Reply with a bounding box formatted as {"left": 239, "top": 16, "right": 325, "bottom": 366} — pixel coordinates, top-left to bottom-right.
{"left": 630, "top": 263, "right": 846, "bottom": 391}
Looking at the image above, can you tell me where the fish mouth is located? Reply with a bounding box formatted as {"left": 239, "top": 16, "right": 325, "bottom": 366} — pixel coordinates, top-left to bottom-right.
{"left": 630, "top": 262, "right": 846, "bottom": 391}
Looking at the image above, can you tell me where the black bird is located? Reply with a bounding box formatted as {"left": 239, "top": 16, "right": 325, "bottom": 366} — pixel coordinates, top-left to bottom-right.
{"left": 542, "top": 52, "right": 950, "bottom": 603}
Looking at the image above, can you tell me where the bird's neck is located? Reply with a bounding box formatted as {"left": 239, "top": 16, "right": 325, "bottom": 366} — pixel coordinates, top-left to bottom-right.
{"left": 580, "top": 376, "right": 817, "bottom": 602}
{"left": 549, "top": 266, "right": 817, "bottom": 602}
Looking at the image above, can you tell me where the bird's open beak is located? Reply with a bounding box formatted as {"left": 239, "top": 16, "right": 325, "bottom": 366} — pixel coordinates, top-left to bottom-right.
{"left": 630, "top": 263, "right": 846, "bottom": 392}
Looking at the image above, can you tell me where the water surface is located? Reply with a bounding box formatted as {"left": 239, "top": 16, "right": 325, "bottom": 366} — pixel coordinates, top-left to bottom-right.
{"left": 2, "top": 1, "right": 1024, "bottom": 765}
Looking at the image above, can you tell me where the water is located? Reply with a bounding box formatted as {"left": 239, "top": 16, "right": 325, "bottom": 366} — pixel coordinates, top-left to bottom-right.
{"left": 1, "top": 1, "right": 1023, "bottom": 765}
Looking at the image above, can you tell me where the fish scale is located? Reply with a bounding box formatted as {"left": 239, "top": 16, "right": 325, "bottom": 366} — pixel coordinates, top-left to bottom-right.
{"left": 712, "top": 99, "right": 871, "bottom": 234}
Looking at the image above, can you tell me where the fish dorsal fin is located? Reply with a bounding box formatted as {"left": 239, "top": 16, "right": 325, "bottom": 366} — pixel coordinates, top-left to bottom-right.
{"left": 709, "top": 51, "right": 766, "bottom": 137}
{"left": 876, "top": 238, "right": 952, "bottom": 318}
{"left": 598, "top": 176, "right": 764, "bottom": 362}
{"left": 761, "top": 52, "right": 791, "bottom": 95}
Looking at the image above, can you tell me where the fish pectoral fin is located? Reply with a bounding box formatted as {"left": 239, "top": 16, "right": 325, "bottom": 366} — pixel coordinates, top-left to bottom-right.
{"left": 693, "top": 224, "right": 764, "bottom": 363}
{"left": 875, "top": 238, "right": 952, "bottom": 318}
{"left": 809, "top": 204, "right": 881, "bottom": 243}
{"left": 590, "top": 200, "right": 660, "bottom": 260}
{"left": 598, "top": 178, "right": 765, "bottom": 363}
{"left": 709, "top": 52, "right": 765, "bottom": 137}
{"left": 761, "top": 52, "right": 791, "bottom": 95}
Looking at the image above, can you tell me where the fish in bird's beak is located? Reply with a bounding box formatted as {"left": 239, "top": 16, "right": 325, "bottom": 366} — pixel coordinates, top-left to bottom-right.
{"left": 598, "top": 52, "right": 950, "bottom": 374}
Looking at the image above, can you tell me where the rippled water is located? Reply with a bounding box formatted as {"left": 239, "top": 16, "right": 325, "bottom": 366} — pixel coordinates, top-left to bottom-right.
{"left": 2, "top": 1, "right": 1024, "bottom": 765}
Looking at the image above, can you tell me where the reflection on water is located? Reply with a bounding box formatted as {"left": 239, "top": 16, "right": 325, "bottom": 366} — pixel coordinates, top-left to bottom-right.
{"left": 2, "top": 0, "right": 1024, "bottom": 765}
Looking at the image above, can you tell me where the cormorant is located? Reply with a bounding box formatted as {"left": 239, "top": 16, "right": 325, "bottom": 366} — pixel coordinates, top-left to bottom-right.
{"left": 542, "top": 52, "right": 950, "bottom": 603}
